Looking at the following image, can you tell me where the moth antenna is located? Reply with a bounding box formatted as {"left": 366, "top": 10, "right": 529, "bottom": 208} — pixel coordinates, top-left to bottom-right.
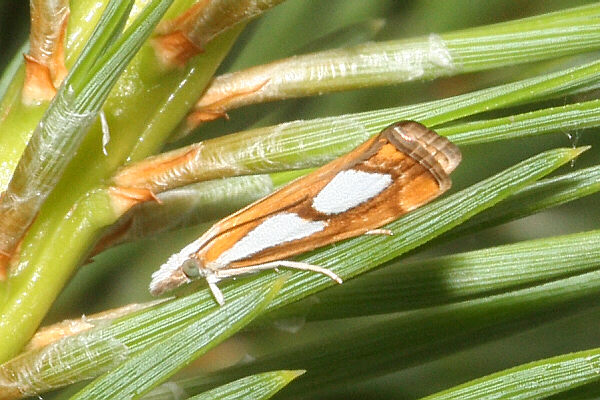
{"left": 216, "top": 261, "right": 343, "bottom": 284}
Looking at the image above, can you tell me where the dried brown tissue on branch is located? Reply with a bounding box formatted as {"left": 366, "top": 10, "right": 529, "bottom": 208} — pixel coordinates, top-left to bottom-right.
{"left": 107, "top": 146, "right": 212, "bottom": 230}
{"left": 0, "top": 3, "right": 70, "bottom": 278}
{"left": 112, "top": 140, "right": 246, "bottom": 195}
{"left": 152, "top": 0, "right": 287, "bottom": 68}
{"left": 0, "top": 235, "right": 24, "bottom": 281}
{"left": 152, "top": 1, "right": 208, "bottom": 67}
{"left": 23, "top": 1, "right": 69, "bottom": 104}
{"left": 108, "top": 187, "right": 162, "bottom": 216}
{"left": 112, "top": 145, "right": 203, "bottom": 191}
{"left": 0, "top": 250, "right": 10, "bottom": 281}
{"left": 98, "top": 187, "right": 161, "bottom": 252}
{"left": 187, "top": 78, "right": 270, "bottom": 128}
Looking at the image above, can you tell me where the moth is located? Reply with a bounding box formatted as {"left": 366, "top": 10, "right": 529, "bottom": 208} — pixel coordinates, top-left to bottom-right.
{"left": 150, "top": 121, "right": 461, "bottom": 304}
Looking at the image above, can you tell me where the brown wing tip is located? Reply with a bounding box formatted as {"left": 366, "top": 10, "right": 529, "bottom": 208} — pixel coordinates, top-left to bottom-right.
{"left": 385, "top": 121, "right": 462, "bottom": 183}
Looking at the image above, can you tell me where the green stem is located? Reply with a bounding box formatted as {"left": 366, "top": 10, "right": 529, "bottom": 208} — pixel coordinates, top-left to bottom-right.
{"left": 0, "top": 5, "right": 244, "bottom": 364}
{"left": 0, "top": 0, "right": 144, "bottom": 258}
{"left": 0, "top": 190, "right": 117, "bottom": 361}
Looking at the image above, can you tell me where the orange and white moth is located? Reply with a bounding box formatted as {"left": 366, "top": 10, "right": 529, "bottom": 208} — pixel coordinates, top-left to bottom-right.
{"left": 150, "top": 121, "right": 461, "bottom": 304}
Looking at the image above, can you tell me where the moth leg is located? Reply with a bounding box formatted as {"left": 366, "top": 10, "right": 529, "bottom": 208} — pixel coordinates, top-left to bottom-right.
{"left": 206, "top": 274, "right": 225, "bottom": 306}
{"left": 365, "top": 228, "right": 393, "bottom": 236}
{"left": 216, "top": 261, "right": 343, "bottom": 284}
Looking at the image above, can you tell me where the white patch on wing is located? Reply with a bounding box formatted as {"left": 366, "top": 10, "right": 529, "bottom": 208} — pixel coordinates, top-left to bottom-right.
{"left": 216, "top": 212, "right": 326, "bottom": 266}
{"left": 312, "top": 169, "right": 392, "bottom": 214}
{"left": 150, "top": 237, "right": 205, "bottom": 291}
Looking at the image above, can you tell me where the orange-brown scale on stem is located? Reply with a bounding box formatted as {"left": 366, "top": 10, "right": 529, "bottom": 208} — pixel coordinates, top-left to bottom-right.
{"left": 0, "top": 254, "right": 8, "bottom": 281}
{"left": 186, "top": 108, "right": 229, "bottom": 126}
{"left": 108, "top": 187, "right": 161, "bottom": 216}
{"left": 22, "top": 55, "right": 57, "bottom": 104}
{"left": 155, "top": 0, "right": 208, "bottom": 37}
{"left": 152, "top": 0, "right": 208, "bottom": 68}
{"left": 112, "top": 145, "right": 202, "bottom": 191}
{"left": 23, "top": 5, "right": 69, "bottom": 104}
{"left": 187, "top": 79, "right": 270, "bottom": 127}
{"left": 90, "top": 216, "right": 134, "bottom": 257}
{"left": 0, "top": 237, "right": 24, "bottom": 281}
{"left": 152, "top": 31, "right": 204, "bottom": 68}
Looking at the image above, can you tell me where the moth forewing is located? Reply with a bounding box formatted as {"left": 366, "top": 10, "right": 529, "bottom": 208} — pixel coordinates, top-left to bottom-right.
{"left": 150, "top": 121, "right": 461, "bottom": 304}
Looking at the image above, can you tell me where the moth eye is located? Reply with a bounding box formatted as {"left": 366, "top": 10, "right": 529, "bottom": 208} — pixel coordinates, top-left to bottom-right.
{"left": 181, "top": 259, "right": 200, "bottom": 278}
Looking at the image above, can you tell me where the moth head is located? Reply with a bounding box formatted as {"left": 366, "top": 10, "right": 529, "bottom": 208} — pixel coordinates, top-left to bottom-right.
{"left": 149, "top": 239, "right": 207, "bottom": 296}
{"left": 181, "top": 258, "right": 206, "bottom": 280}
